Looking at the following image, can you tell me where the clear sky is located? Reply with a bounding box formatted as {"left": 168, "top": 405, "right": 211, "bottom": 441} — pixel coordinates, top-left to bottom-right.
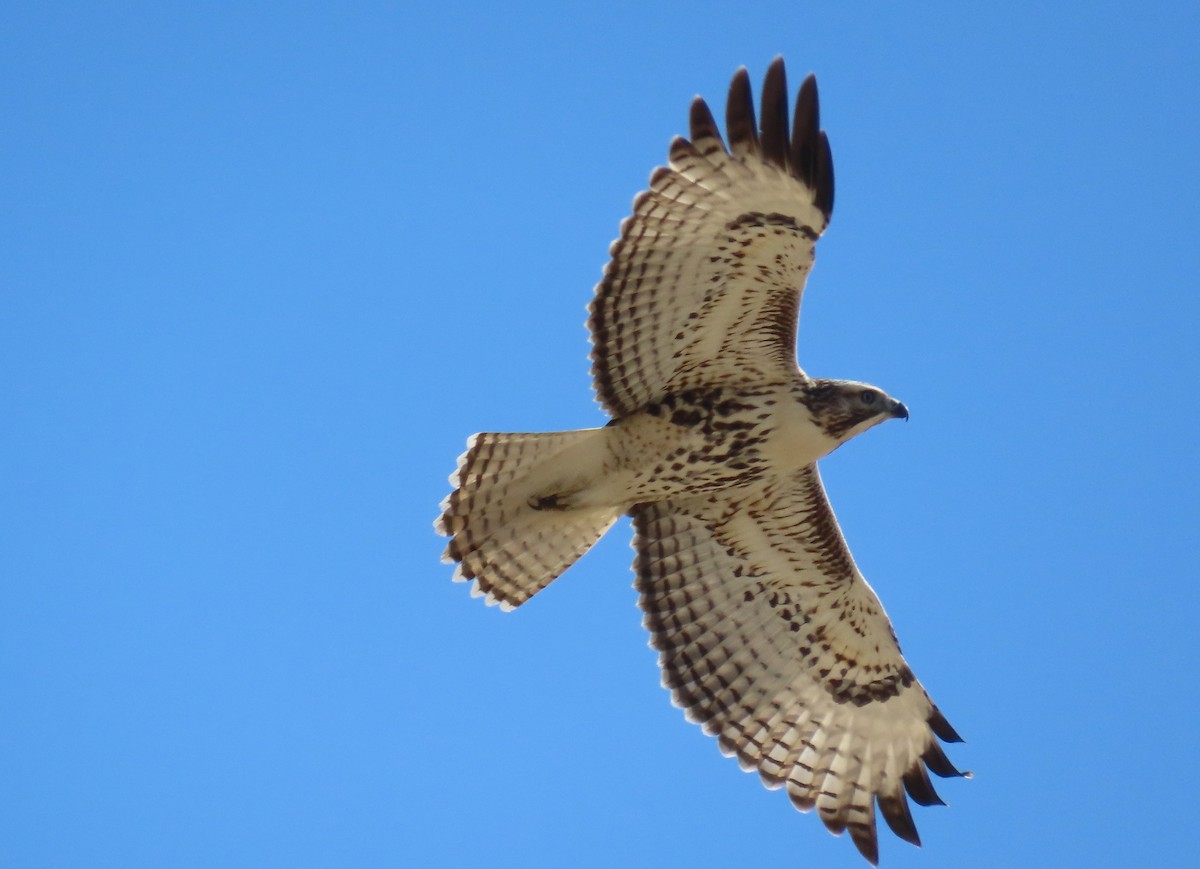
{"left": 3, "top": 2, "right": 1199, "bottom": 867}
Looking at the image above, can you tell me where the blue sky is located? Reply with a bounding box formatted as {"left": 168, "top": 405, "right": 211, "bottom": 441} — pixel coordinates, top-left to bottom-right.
{"left": 3, "top": 2, "right": 1199, "bottom": 867}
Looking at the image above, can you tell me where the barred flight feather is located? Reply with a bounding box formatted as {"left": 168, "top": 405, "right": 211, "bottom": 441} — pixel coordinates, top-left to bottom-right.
{"left": 631, "top": 464, "right": 966, "bottom": 863}
{"left": 588, "top": 59, "right": 833, "bottom": 418}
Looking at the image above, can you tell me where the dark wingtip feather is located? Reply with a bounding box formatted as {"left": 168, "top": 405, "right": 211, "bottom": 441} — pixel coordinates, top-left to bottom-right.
{"left": 929, "top": 706, "right": 964, "bottom": 743}
{"left": 815, "top": 131, "right": 835, "bottom": 219}
{"left": 689, "top": 97, "right": 725, "bottom": 151}
{"left": 789, "top": 74, "right": 834, "bottom": 222}
{"left": 923, "top": 741, "right": 968, "bottom": 779}
{"left": 848, "top": 823, "right": 880, "bottom": 866}
{"left": 790, "top": 73, "right": 819, "bottom": 183}
{"left": 902, "top": 763, "right": 945, "bottom": 807}
{"left": 759, "top": 57, "right": 789, "bottom": 170}
{"left": 725, "top": 66, "right": 758, "bottom": 155}
{"left": 878, "top": 794, "right": 922, "bottom": 847}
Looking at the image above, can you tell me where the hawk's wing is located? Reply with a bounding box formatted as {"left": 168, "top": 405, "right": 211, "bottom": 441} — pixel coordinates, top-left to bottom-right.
{"left": 631, "top": 465, "right": 965, "bottom": 865}
{"left": 588, "top": 58, "right": 834, "bottom": 417}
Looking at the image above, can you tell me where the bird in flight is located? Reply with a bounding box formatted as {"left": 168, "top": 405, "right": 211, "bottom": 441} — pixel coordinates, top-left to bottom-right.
{"left": 437, "top": 57, "right": 966, "bottom": 864}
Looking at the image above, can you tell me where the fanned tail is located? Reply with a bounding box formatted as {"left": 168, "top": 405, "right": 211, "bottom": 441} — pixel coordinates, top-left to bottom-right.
{"left": 436, "top": 429, "right": 621, "bottom": 609}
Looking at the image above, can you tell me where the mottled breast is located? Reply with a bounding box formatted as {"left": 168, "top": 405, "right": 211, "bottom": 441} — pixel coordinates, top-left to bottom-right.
{"left": 612, "top": 384, "right": 809, "bottom": 503}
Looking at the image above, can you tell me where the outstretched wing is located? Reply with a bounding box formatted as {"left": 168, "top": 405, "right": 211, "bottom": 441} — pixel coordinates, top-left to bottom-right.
{"left": 588, "top": 57, "right": 834, "bottom": 417}
{"left": 631, "top": 465, "right": 965, "bottom": 865}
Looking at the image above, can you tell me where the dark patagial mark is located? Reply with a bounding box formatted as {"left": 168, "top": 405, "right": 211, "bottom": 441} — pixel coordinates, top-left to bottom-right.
{"left": 823, "top": 664, "right": 915, "bottom": 706}
{"left": 725, "top": 210, "right": 818, "bottom": 241}
{"left": 670, "top": 408, "right": 704, "bottom": 427}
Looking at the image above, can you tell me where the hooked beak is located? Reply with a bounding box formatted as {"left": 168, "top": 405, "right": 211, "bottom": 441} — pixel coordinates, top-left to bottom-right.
{"left": 890, "top": 399, "right": 910, "bottom": 421}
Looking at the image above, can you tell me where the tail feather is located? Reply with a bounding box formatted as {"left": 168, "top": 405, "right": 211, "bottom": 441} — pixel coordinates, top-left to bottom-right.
{"left": 437, "top": 429, "right": 620, "bottom": 609}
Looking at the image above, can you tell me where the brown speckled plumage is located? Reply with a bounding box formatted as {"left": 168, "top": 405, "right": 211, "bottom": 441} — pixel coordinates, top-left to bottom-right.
{"left": 437, "top": 58, "right": 963, "bottom": 865}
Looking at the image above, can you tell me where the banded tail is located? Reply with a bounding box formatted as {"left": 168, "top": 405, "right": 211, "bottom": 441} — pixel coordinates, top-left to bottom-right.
{"left": 436, "top": 429, "right": 622, "bottom": 609}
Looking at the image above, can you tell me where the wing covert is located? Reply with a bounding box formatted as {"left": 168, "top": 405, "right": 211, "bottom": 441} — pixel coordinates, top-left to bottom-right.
{"left": 588, "top": 58, "right": 835, "bottom": 417}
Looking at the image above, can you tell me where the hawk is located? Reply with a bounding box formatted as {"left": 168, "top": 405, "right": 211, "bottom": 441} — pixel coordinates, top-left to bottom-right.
{"left": 437, "top": 58, "right": 966, "bottom": 864}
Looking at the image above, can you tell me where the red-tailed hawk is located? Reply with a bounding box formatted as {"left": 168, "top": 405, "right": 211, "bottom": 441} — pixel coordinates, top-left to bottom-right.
{"left": 437, "top": 58, "right": 966, "bottom": 864}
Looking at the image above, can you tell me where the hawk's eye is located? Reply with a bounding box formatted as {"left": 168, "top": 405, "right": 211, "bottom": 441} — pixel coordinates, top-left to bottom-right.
{"left": 860, "top": 390, "right": 877, "bottom": 405}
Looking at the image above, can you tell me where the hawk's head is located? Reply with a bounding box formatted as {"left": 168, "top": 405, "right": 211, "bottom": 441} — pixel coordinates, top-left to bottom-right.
{"left": 800, "top": 378, "right": 909, "bottom": 444}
